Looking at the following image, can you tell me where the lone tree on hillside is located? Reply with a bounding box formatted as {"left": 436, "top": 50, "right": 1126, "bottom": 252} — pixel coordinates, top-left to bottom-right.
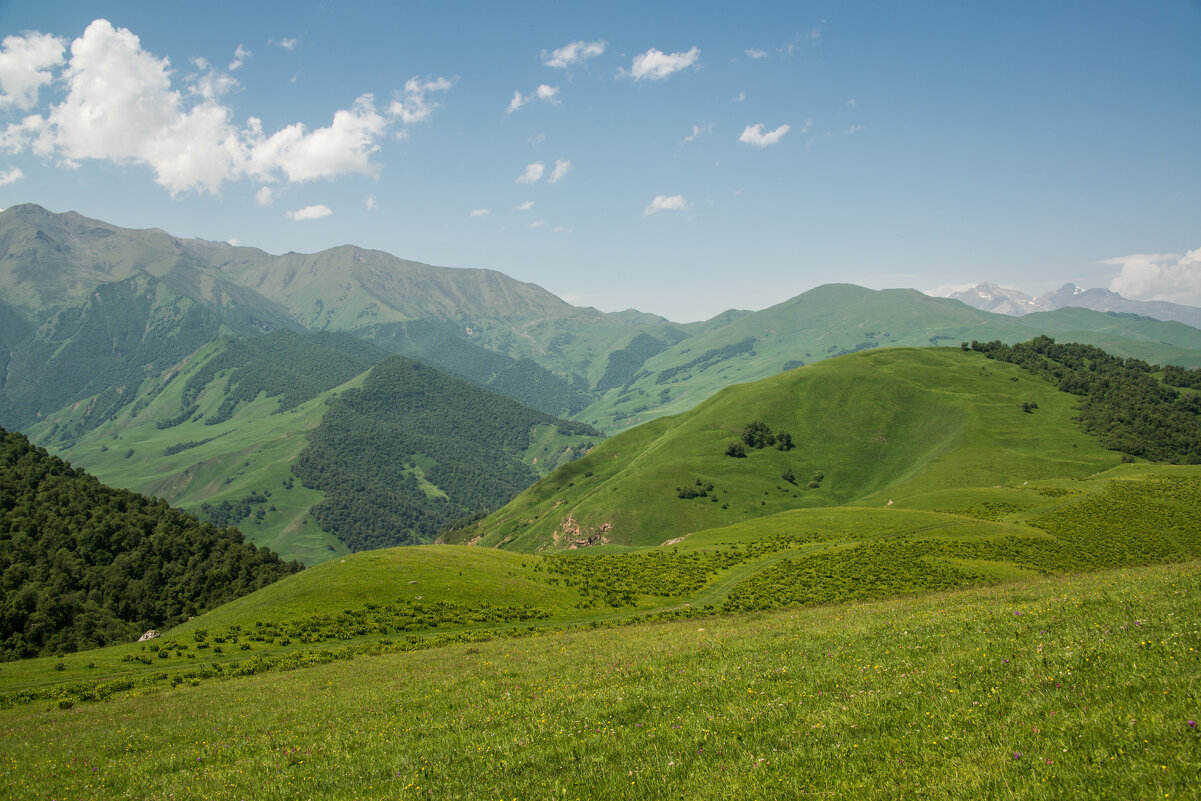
{"left": 741, "top": 420, "right": 776, "bottom": 449}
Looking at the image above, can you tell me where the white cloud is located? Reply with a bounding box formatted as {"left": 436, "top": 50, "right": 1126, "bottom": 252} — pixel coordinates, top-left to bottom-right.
{"left": 744, "top": 48, "right": 768, "bottom": 60}
{"left": 0, "top": 20, "right": 453, "bottom": 196}
{"left": 516, "top": 162, "right": 544, "bottom": 183}
{"left": 469, "top": 208, "right": 490, "bottom": 217}
{"left": 845, "top": 124, "right": 866, "bottom": 135}
{"left": 506, "top": 84, "right": 559, "bottom": 115}
{"left": 365, "top": 194, "right": 377, "bottom": 211}
{"left": 1104, "top": 248, "right": 1201, "bottom": 305}
{"left": 515, "top": 200, "right": 534, "bottom": 211}
{"left": 549, "top": 158, "right": 571, "bottom": 183}
{"left": 846, "top": 98, "right": 856, "bottom": 107}
{"left": 274, "top": 38, "right": 299, "bottom": 51}
{"left": 0, "top": 31, "right": 65, "bottom": 110}
{"left": 228, "top": 44, "right": 251, "bottom": 71}
{"left": 620, "top": 46, "right": 700, "bottom": 81}
{"left": 682, "top": 123, "right": 712, "bottom": 143}
{"left": 254, "top": 186, "right": 273, "bottom": 205}
{"left": 389, "top": 75, "right": 453, "bottom": 124}
{"left": 528, "top": 219, "right": 546, "bottom": 229}
{"left": 542, "top": 40, "right": 606, "bottom": 69}
{"left": 247, "top": 94, "right": 388, "bottom": 183}
{"left": 643, "top": 194, "right": 691, "bottom": 216}
{"left": 801, "top": 117, "right": 813, "bottom": 134}
{"left": 0, "top": 166, "right": 23, "bottom": 185}
{"left": 733, "top": 91, "right": 746, "bottom": 103}
{"left": 287, "top": 204, "right": 331, "bottom": 220}
{"left": 553, "top": 226, "right": 570, "bottom": 233}
{"left": 739, "top": 123, "right": 790, "bottom": 147}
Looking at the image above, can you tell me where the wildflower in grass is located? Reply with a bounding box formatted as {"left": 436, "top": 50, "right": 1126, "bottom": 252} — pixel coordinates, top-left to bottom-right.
{"left": 1189, "top": 720, "right": 1197, "bottom": 729}
{"left": 1013, "top": 752, "right": 1022, "bottom": 760}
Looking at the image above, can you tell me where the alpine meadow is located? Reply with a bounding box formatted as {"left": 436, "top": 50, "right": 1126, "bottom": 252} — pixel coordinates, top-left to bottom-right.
{"left": 1, "top": 3, "right": 1200, "bottom": 800}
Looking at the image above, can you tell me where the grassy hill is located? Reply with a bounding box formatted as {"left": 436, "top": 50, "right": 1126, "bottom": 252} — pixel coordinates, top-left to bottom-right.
{"left": 449, "top": 347, "right": 1123, "bottom": 551}
{"left": 581, "top": 285, "right": 1201, "bottom": 432}
{"left": 2, "top": 464, "right": 1197, "bottom": 796}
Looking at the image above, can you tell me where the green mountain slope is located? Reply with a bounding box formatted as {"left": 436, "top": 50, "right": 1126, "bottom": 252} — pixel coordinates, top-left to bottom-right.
{"left": 583, "top": 284, "right": 1201, "bottom": 432}
{"left": 448, "top": 347, "right": 1123, "bottom": 550}
{"left": 292, "top": 355, "right": 600, "bottom": 550}
{"left": 27, "top": 335, "right": 600, "bottom": 564}
{"left": 0, "top": 426, "right": 300, "bottom": 660}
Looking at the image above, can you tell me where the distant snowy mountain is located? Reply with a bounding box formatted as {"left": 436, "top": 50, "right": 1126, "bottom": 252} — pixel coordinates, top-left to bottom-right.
{"left": 948, "top": 282, "right": 1201, "bottom": 329}
{"left": 947, "top": 282, "right": 1046, "bottom": 316}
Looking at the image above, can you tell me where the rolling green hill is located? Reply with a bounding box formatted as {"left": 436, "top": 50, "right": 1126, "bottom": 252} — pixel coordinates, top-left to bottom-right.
{"left": 581, "top": 284, "right": 1201, "bottom": 432}
{"left": 448, "top": 347, "right": 1123, "bottom": 551}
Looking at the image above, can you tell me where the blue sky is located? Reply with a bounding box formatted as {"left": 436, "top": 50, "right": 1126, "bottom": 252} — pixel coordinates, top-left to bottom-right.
{"left": 0, "top": 1, "right": 1198, "bottom": 321}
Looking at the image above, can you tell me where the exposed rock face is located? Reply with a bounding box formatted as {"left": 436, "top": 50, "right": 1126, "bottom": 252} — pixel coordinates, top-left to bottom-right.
{"left": 138, "top": 630, "right": 160, "bottom": 642}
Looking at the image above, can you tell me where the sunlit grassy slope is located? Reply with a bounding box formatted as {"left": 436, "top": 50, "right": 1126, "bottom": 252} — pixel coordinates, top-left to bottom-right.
{"left": 450, "top": 347, "right": 1121, "bottom": 551}
{"left": 2, "top": 560, "right": 1196, "bottom": 800}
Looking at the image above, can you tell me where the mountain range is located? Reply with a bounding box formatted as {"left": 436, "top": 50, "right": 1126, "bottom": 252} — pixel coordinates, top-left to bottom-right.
{"left": 948, "top": 281, "right": 1201, "bottom": 328}
{"left": 5, "top": 202, "right": 1201, "bottom": 564}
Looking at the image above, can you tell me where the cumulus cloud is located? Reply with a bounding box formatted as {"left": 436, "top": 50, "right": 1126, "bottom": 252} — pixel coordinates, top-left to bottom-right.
{"left": 549, "top": 158, "right": 571, "bottom": 183}
{"left": 516, "top": 162, "right": 544, "bottom": 183}
{"left": 528, "top": 220, "right": 546, "bottom": 229}
{"left": 273, "top": 38, "right": 299, "bottom": 51}
{"left": 469, "top": 208, "right": 490, "bottom": 217}
{"left": 228, "top": 44, "right": 251, "bottom": 71}
{"left": 0, "top": 166, "right": 23, "bottom": 185}
{"left": 389, "top": 75, "right": 453, "bottom": 124}
{"left": 254, "top": 186, "right": 273, "bottom": 206}
{"left": 0, "top": 20, "right": 452, "bottom": 195}
{"left": 506, "top": 84, "right": 559, "bottom": 115}
{"left": 643, "top": 194, "right": 691, "bottom": 216}
{"left": 287, "top": 204, "right": 331, "bottom": 220}
{"left": 365, "top": 194, "right": 376, "bottom": 211}
{"left": 1104, "top": 248, "right": 1201, "bottom": 305}
{"left": 620, "top": 46, "right": 700, "bottom": 81}
{"left": 515, "top": 200, "right": 534, "bottom": 211}
{"left": 0, "top": 31, "right": 65, "bottom": 110}
{"left": 739, "top": 123, "right": 790, "bottom": 147}
{"left": 744, "top": 48, "right": 768, "bottom": 60}
{"left": 542, "top": 40, "right": 606, "bottom": 69}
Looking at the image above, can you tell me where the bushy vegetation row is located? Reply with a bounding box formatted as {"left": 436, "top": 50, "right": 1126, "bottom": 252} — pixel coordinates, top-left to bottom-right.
{"left": 129, "top": 599, "right": 550, "bottom": 658}
{"left": 540, "top": 534, "right": 820, "bottom": 607}
{"left": 723, "top": 540, "right": 980, "bottom": 611}
{"left": 970, "top": 336, "right": 1201, "bottom": 462}
{"left": 655, "top": 336, "right": 757, "bottom": 384}
{"left": 169, "top": 330, "right": 386, "bottom": 427}
{"left": 292, "top": 356, "right": 557, "bottom": 550}
{"left": 0, "top": 427, "right": 302, "bottom": 661}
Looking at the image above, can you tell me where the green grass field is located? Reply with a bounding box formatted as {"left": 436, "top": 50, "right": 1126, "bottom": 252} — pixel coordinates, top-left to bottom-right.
{"left": 1, "top": 560, "right": 1196, "bottom": 800}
